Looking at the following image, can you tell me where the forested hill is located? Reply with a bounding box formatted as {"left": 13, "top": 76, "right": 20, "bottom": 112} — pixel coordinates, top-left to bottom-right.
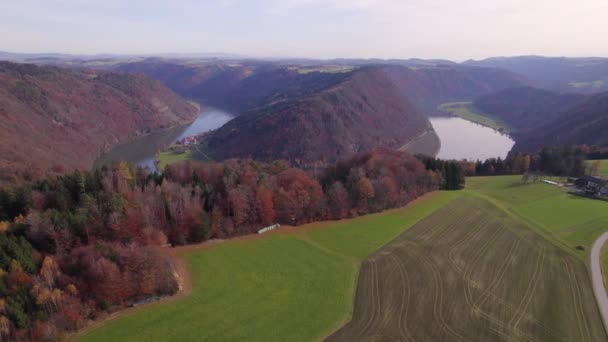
{"left": 512, "top": 91, "right": 608, "bottom": 152}
{"left": 382, "top": 65, "right": 529, "bottom": 112}
{"left": 202, "top": 66, "right": 430, "bottom": 164}
{"left": 113, "top": 59, "right": 528, "bottom": 115}
{"left": 0, "top": 62, "right": 198, "bottom": 184}
{"left": 464, "top": 56, "right": 608, "bottom": 93}
{"left": 114, "top": 60, "right": 352, "bottom": 113}
{"left": 473, "top": 87, "right": 586, "bottom": 131}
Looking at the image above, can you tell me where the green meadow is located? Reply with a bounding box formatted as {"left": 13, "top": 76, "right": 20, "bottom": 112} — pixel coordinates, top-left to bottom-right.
{"left": 438, "top": 101, "right": 513, "bottom": 133}
{"left": 76, "top": 176, "right": 608, "bottom": 341}
{"left": 156, "top": 149, "right": 193, "bottom": 170}
{"left": 587, "top": 159, "right": 608, "bottom": 177}
{"left": 76, "top": 191, "right": 461, "bottom": 342}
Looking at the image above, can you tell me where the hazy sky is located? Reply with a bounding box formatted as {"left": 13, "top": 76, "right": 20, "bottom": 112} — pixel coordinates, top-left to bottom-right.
{"left": 2, "top": 0, "right": 607, "bottom": 60}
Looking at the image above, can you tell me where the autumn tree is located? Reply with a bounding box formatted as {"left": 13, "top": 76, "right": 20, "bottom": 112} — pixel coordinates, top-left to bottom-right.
{"left": 327, "top": 181, "right": 350, "bottom": 219}
{"left": 590, "top": 160, "right": 602, "bottom": 176}
{"left": 255, "top": 187, "right": 275, "bottom": 226}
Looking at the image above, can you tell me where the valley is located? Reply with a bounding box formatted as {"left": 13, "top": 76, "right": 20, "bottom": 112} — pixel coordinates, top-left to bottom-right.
{"left": 5, "top": 1, "right": 608, "bottom": 341}
{"left": 2, "top": 53, "right": 608, "bottom": 342}
{"left": 0, "top": 61, "right": 199, "bottom": 183}
{"left": 94, "top": 106, "right": 233, "bottom": 171}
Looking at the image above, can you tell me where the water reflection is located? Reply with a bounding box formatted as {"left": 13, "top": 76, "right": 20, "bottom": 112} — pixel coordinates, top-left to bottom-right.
{"left": 430, "top": 117, "right": 514, "bottom": 161}
{"left": 94, "top": 107, "right": 234, "bottom": 170}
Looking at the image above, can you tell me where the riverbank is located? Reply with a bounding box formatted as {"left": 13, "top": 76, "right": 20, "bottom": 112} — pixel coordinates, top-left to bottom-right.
{"left": 93, "top": 106, "right": 234, "bottom": 170}
{"left": 438, "top": 101, "right": 513, "bottom": 134}
{"left": 399, "top": 128, "right": 441, "bottom": 157}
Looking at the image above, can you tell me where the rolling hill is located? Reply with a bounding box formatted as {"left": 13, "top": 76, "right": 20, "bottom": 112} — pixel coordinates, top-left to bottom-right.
{"left": 512, "top": 91, "right": 608, "bottom": 152}
{"left": 189, "top": 64, "right": 527, "bottom": 165}
{"left": 382, "top": 65, "right": 529, "bottom": 112}
{"left": 473, "top": 87, "right": 586, "bottom": 131}
{"left": 115, "top": 59, "right": 528, "bottom": 112}
{"left": 201, "top": 66, "right": 430, "bottom": 164}
{"left": 0, "top": 61, "right": 198, "bottom": 183}
{"left": 113, "top": 59, "right": 352, "bottom": 113}
{"left": 464, "top": 56, "right": 608, "bottom": 93}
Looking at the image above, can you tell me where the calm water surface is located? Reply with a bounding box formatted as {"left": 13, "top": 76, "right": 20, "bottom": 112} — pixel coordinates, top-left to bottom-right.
{"left": 430, "top": 117, "right": 514, "bottom": 161}
{"left": 94, "top": 107, "right": 233, "bottom": 170}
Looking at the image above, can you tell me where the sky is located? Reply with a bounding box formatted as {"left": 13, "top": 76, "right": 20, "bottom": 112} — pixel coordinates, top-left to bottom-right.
{"left": 1, "top": 0, "right": 608, "bottom": 61}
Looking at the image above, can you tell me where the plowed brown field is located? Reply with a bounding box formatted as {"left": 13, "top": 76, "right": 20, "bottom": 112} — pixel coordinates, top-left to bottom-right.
{"left": 326, "top": 197, "right": 607, "bottom": 342}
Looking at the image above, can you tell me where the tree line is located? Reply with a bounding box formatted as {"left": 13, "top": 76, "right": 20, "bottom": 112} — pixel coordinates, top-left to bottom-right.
{"left": 457, "top": 146, "right": 588, "bottom": 178}
{"left": 0, "top": 148, "right": 463, "bottom": 340}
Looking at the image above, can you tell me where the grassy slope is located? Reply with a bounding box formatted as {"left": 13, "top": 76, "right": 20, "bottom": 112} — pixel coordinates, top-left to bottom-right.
{"left": 603, "top": 243, "right": 608, "bottom": 289}
{"left": 77, "top": 191, "right": 462, "bottom": 342}
{"left": 77, "top": 175, "right": 608, "bottom": 341}
{"left": 587, "top": 159, "right": 608, "bottom": 178}
{"left": 466, "top": 176, "right": 608, "bottom": 259}
{"left": 438, "top": 101, "right": 513, "bottom": 133}
{"left": 328, "top": 197, "right": 606, "bottom": 341}
{"left": 157, "top": 150, "right": 193, "bottom": 170}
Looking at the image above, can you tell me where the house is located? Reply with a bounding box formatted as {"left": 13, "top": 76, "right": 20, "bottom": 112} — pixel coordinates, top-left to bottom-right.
{"left": 575, "top": 175, "right": 608, "bottom": 195}
{"left": 182, "top": 136, "right": 198, "bottom": 146}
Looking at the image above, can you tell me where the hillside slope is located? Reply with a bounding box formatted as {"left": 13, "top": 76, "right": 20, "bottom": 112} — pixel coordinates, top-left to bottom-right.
{"left": 114, "top": 60, "right": 351, "bottom": 113}
{"left": 382, "top": 65, "right": 529, "bottom": 112}
{"left": 115, "top": 59, "right": 528, "bottom": 114}
{"left": 0, "top": 62, "right": 198, "bottom": 183}
{"left": 464, "top": 56, "right": 608, "bottom": 93}
{"left": 474, "top": 87, "right": 586, "bottom": 131}
{"left": 202, "top": 67, "right": 430, "bottom": 164}
{"left": 512, "top": 91, "right": 608, "bottom": 152}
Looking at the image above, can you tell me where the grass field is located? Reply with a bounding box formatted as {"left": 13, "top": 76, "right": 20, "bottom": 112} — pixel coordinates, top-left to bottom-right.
{"left": 156, "top": 149, "right": 193, "bottom": 170}
{"left": 438, "top": 102, "right": 513, "bottom": 133}
{"left": 287, "top": 66, "right": 354, "bottom": 74}
{"left": 76, "top": 176, "right": 608, "bottom": 341}
{"left": 466, "top": 176, "right": 608, "bottom": 255}
{"left": 603, "top": 243, "right": 608, "bottom": 288}
{"left": 76, "top": 191, "right": 462, "bottom": 342}
{"left": 587, "top": 160, "right": 608, "bottom": 178}
{"left": 327, "top": 197, "right": 606, "bottom": 341}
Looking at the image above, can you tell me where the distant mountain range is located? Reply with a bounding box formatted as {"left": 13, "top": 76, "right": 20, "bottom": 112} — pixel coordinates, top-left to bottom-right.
{"left": 3, "top": 53, "right": 608, "bottom": 179}
{"left": 0, "top": 61, "right": 198, "bottom": 183}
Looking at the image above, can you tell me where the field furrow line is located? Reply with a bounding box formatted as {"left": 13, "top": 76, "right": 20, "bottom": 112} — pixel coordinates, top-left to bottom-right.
{"left": 357, "top": 259, "right": 379, "bottom": 338}
{"left": 474, "top": 236, "right": 522, "bottom": 308}
{"left": 481, "top": 291, "right": 568, "bottom": 341}
{"left": 446, "top": 217, "right": 488, "bottom": 273}
{"left": 510, "top": 246, "right": 546, "bottom": 331}
{"left": 562, "top": 258, "right": 591, "bottom": 342}
{"left": 388, "top": 254, "right": 414, "bottom": 342}
{"left": 415, "top": 247, "right": 467, "bottom": 342}
{"left": 461, "top": 227, "right": 536, "bottom": 340}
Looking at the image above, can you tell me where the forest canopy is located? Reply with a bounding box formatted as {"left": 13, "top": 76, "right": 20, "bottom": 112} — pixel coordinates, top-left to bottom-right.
{"left": 0, "top": 149, "right": 457, "bottom": 340}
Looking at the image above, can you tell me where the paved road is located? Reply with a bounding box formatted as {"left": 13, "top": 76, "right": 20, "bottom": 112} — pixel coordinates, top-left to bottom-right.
{"left": 591, "top": 232, "right": 608, "bottom": 334}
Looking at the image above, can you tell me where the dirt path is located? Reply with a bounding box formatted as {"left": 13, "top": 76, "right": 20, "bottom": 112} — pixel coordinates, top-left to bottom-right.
{"left": 590, "top": 232, "right": 608, "bottom": 334}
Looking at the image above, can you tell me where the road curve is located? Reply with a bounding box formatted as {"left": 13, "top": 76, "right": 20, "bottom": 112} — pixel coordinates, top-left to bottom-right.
{"left": 591, "top": 232, "right": 608, "bottom": 334}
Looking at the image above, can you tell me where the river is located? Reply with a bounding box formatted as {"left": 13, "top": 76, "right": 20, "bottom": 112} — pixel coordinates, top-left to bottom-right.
{"left": 95, "top": 109, "right": 513, "bottom": 170}
{"left": 93, "top": 107, "right": 234, "bottom": 170}
{"left": 429, "top": 117, "right": 515, "bottom": 161}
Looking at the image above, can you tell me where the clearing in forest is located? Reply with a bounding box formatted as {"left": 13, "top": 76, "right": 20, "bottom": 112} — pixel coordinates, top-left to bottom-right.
{"left": 327, "top": 196, "right": 607, "bottom": 342}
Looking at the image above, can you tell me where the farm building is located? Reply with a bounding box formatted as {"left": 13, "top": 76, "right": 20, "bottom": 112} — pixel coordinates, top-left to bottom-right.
{"left": 575, "top": 175, "right": 608, "bottom": 195}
